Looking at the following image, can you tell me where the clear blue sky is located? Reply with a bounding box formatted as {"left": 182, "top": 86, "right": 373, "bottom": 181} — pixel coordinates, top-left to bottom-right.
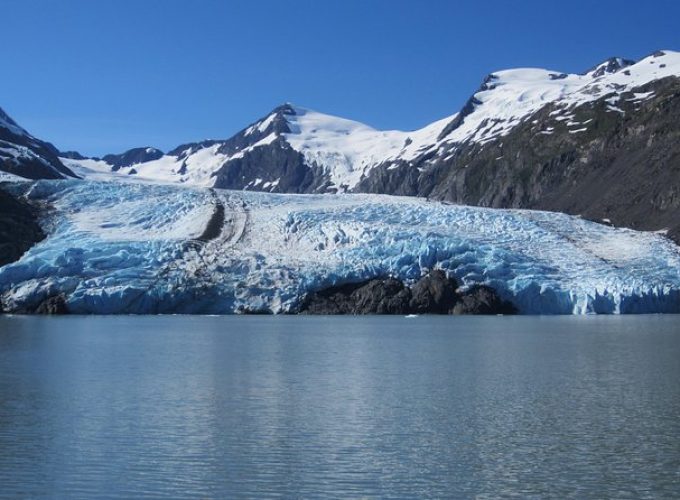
{"left": 2, "top": 0, "right": 679, "bottom": 156}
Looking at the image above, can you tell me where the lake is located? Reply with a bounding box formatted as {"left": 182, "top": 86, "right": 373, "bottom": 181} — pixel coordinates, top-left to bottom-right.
{"left": 0, "top": 315, "right": 679, "bottom": 498}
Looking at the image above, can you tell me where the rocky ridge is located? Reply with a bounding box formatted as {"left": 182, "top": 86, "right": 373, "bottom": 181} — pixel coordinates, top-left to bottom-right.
{"left": 0, "top": 107, "right": 76, "bottom": 180}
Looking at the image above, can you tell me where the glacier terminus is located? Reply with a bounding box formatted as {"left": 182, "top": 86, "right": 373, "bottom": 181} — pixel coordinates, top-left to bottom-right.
{"left": 0, "top": 179, "right": 679, "bottom": 315}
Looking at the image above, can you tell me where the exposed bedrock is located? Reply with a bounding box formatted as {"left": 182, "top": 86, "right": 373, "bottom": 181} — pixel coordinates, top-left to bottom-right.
{"left": 0, "top": 186, "right": 45, "bottom": 267}
{"left": 34, "top": 294, "right": 69, "bottom": 315}
{"left": 299, "top": 270, "right": 517, "bottom": 315}
{"left": 451, "top": 285, "right": 517, "bottom": 315}
{"left": 300, "top": 277, "right": 413, "bottom": 315}
{"left": 409, "top": 270, "right": 460, "bottom": 313}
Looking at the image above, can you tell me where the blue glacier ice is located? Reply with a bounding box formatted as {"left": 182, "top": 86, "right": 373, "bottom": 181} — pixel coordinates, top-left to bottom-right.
{"left": 1, "top": 179, "right": 680, "bottom": 314}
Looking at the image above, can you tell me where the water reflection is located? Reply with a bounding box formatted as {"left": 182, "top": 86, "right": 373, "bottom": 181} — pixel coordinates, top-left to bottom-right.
{"left": 0, "top": 315, "right": 679, "bottom": 498}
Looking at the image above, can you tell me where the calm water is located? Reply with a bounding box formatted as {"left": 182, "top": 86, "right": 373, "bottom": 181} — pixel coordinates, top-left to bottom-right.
{"left": 0, "top": 315, "right": 679, "bottom": 499}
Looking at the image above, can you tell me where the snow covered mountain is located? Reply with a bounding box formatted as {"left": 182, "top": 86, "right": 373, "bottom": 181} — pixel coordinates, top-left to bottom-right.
{"left": 61, "top": 50, "right": 679, "bottom": 189}
{"left": 60, "top": 103, "right": 447, "bottom": 191}
{"left": 58, "top": 50, "right": 680, "bottom": 241}
{"left": 1, "top": 179, "right": 679, "bottom": 315}
{"left": 359, "top": 50, "right": 680, "bottom": 242}
{"left": 0, "top": 107, "right": 76, "bottom": 180}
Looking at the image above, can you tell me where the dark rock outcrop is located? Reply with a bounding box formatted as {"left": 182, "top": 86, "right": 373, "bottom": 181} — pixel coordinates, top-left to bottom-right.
{"left": 0, "top": 186, "right": 45, "bottom": 267}
{"left": 408, "top": 269, "right": 459, "bottom": 313}
{"left": 583, "top": 56, "right": 635, "bottom": 77}
{"left": 209, "top": 104, "right": 336, "bottom": 193}
{"left": 212, "top": 139, "right": 332, "bottom": 193}
{"left": 300, "top": 277, "right": 412, "bottom": 314}
{"left": 34, "top": 294, "right": 69, "bottom": 315}
{"left": 0, "top": 107, "right": 77, "bottom": 180}
{"left": 166, "top": 139, "right": 222, "bottom": 158}
{"left": 196, "top": 190, "right": 225, "bottom": 242}
{"left": 102, "top": 147, "right": 164, "bottom": 170}
{"left": 59, "top": 150, "right": 87, "bottom": 160}
{"left": 452, "top": 285, "right": 517, "bottom": 315}
{"left": 300, "top": 271, "right": 516, "bottom": 315}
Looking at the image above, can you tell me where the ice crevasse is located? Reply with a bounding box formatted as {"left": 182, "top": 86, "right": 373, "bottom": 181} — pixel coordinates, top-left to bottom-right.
{"left": 1, "top": 179, "right": 680, "bottom": 314}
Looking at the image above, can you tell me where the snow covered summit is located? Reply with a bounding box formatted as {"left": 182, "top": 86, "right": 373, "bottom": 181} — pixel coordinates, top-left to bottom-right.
{"left": 60, "top": 102, "right": 448, "bottom": 191}
{"left": 57, "top": 51, "right": 680, "bottom": 197}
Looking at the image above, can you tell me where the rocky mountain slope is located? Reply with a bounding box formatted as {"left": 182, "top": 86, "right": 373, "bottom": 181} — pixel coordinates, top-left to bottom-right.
{"left": 357, "top": 51, "right": 680, "bottom": 242}
{"left": 0, "top": 107, "right": 76, "bottom": 180}
{"left": 0, "top": 188, "right": 44, "bottom": 268}
{"left": 61, "top": 103, "right": 446, "bottom": 190}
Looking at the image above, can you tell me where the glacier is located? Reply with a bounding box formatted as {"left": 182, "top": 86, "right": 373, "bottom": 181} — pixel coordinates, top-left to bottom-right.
{"left": 1, "top": 179, "right": 680, "bottom": 315}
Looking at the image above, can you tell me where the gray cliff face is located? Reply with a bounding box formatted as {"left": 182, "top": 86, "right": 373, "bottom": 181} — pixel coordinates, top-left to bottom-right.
{"left": 0, "top": 107, "right": 76, "bottom": 180}
{"left": 212, "top": 139, "right": 331, "bottom": 193}
{"left": 0, "top": 185, "right": 45, "bottom": 268}
{"left": 355, "top": 76, "right": 680, "bottom": 243}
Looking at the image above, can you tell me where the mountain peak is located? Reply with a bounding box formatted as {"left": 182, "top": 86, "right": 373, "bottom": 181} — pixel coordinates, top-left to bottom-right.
{"left": 272, "top": 102, "right": 298, "bottom": 116}
{"left": 584, "top": 56, "right": 635, "bottom": 77}
{"left": 59, "top": 150, "right": 87, "bottom": 160}
{"left": 101, "top": 146, "right": 164, "bottom": 171}
{"left": 0, "top": 106, "right": 28, "bottom": 137}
